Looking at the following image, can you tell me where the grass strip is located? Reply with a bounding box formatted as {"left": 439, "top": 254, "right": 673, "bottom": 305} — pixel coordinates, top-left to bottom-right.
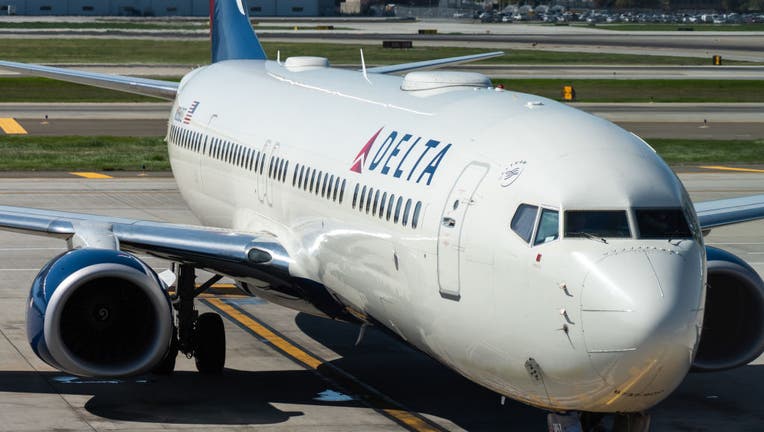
{"left": 0, "top": 39, "right": 746, "bottom": 65}
{"left": 1, "top": 77, "right": 761, "bottom": 103}
{"left": 648, "top": 139, "right": 764, "bottom": 164}
{"left": 0, "top": 77, "right": 167, "bottom": 102}
{"left": 0, "top": 22, "right": 348, "bottom": 31}
{"left": 0, "top": 21, "right": 206, "bottom": 30}
{"left": 0, "top": 136, "right": 168, "bottom": 171}
{"left": 495, "top": 79, "right": 764, "bottom": 103}
{"left": 0, "top": 136, "right": 760, "bottom": 171}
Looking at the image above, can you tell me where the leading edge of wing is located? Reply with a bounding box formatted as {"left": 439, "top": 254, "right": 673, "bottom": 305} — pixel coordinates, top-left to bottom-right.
{"left": 695, "top": 194, "right": 764, "bottom": 230}
{"left": 0, "top": 60, "right": 178, "bottom": 100}
{"left": 365, "top": 51, "right": 504, "bottom": 75}
{"left": 0, "top": 205, "right": 289, "bottom": 278}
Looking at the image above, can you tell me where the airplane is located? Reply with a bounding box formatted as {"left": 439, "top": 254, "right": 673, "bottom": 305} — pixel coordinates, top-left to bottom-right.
{"left": 2, "top": 1, "right": 764, "bottom": 430}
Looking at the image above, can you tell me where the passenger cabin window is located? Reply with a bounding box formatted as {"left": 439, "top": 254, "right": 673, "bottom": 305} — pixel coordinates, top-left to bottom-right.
{"left": 402, "top": 199, "right": 412, "bottom": 227}
{"left": 379, "top": 192, "right": 387, "bottom": 218}
{"left": 372, "top": 190, "right": 380, "bottom": 216}
{"left": 359, "top": 186, "right": 367, "bottom": 211}
{"left": 387, "top": 194, "right": 395, "bottom": 221}
{"left": 636, "top": 209, "right": 692, "bottom": 239}
{"left": 511, "top": 204, "right": 538, "bottom": 243}
{"left": 366, "top": 188, "right": 374, "bottom": 213}
{"left": 534, "top": 209, "right": 559, "bottom": 245}
{"left": 565, "top": 210, "right": 630, "bottom": 238}
{"left": 412, "top": 201, "right": 422, "bottom": 229}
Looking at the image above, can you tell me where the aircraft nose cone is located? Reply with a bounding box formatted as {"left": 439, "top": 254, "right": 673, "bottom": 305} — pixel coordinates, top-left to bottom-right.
{"left": 579, "top": 247, "right": 703, "bottom": 411}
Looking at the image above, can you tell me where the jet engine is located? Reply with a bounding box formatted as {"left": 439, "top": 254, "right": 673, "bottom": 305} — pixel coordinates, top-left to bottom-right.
{"left": 693, "top": 246, "right": 764, "bottom": 371}
{"left": 26, "top": 248, "right": 173, "bottom": 377}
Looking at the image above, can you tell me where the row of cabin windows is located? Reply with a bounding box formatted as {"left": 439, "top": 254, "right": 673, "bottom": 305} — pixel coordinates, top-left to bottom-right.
{"left": 351, "top": 184, "right": 422, "bottom": 229}
{"left": 169, "top": 125, "right": 288, "bottom": 183}
{"left": 292, "top": 163, "right": 347, "bottom": 204}
{"left": 171, "top": 125, "right": 428, "bottom": 226}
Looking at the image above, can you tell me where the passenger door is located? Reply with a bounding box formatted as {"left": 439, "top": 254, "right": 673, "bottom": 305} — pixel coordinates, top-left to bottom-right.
{"left": 437, "top": 163, "right": 489, "bottom": 299}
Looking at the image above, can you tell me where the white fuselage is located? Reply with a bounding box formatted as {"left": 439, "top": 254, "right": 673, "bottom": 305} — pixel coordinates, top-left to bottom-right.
{"left": 166, "top": 59, "right": 706, "bottom": 413}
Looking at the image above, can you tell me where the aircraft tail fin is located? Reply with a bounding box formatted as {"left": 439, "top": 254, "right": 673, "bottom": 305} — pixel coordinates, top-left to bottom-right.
{"left": 210, "top": 0, "right": 267, "bottom": 63}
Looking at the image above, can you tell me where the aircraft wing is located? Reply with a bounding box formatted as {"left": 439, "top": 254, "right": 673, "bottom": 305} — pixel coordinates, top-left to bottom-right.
{"left": 366, "top": 51, "right": 504, "bottom": 75}
{"left": 0, "top": 205, "right": 290, "bottom": 281}
{"left": 695, "top": 194, "right": 764, "bottom": 229}
{"left": 0, "top": 60, "right": 178, "bottom": 100}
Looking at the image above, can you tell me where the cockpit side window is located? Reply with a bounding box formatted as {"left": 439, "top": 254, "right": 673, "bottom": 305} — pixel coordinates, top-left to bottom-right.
{"left": 565, "top": 210, "right": 631, "bottom": 238}
{"left": 511, "top": 204, "right": 538, "bottom": 243}
{"left": 636, "top": 209, "right": 692, "bottom": 239}
{"left": 534, "top": 209, "right": 559, "bottom": 245}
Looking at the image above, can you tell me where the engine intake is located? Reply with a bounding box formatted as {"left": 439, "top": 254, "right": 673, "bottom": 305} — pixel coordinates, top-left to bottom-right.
{"left": 27, "top": 248, "right": 173, "bottom": 377}
{"left": 693, "top": 246, "right": 764, "bottom": 372}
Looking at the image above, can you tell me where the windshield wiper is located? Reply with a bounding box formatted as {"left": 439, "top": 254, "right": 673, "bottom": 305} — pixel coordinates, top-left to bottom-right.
{"left": 568, "top": 232, "right": 608, "bottom": 244}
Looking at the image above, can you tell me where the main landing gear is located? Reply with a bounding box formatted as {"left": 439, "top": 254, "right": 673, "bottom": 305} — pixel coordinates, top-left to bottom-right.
{"left": 548, "top": 411, "right": 651, "bottom": 432}
{"left": 153, "top": 264, "right": 226, "bottom": 374}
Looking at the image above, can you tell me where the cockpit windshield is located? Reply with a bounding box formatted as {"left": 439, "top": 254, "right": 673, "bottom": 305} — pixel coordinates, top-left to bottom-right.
{"left": 635, "top": 209, "right": 692, "bottom": 239}
{"left": 565, "top": 210, "right": 630, "bottom": 238}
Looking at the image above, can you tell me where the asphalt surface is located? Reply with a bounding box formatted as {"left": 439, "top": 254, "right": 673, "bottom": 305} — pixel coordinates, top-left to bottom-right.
{"left": 3, "top": 64, "right": 764, "bottom": 80}
{"left": 1, "top": 20, "right": 763, "bottom": 61}
{"left": 0, "top": 173, "right": 762, "bottom": 431}
{"left": 8, "top": 118, "right": 759, "bottom": 139}
{"left": 2, "top": 103, "right": 761, "bottom": 139}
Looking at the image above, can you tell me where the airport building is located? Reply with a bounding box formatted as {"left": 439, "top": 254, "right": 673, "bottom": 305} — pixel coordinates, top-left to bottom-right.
{"left": 1, "top": 0, "right": 337, "bottom": 16}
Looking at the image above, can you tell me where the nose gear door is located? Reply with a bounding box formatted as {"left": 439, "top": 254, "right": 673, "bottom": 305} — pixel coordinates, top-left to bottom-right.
{"left": 437, "top": 162, "right": 489, "bottom": 299}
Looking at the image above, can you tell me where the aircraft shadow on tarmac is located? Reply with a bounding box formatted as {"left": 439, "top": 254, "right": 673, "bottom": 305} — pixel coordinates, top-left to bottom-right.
{"left": 294, "top": 313, "right": 764, "bottom": 431}
{"left": 0, "top": 312, "right": 761, "bottom": 429}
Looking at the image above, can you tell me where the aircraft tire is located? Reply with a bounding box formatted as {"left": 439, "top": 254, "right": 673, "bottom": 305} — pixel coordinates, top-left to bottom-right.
{"left": 194, "top": 312, "right": 226, "bottom": 374}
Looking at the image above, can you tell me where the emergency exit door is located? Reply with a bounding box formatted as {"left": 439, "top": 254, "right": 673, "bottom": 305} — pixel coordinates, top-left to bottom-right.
{"left": 437, "top": 163, "right": 489, "bottom": 299}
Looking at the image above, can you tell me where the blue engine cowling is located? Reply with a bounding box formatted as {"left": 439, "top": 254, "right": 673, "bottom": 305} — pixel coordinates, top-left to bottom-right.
{"left": 27, "top": 248, "right": 174, "bottom": 377}
{"left": 693, "top": 246, "right": 764, "bottom": 371}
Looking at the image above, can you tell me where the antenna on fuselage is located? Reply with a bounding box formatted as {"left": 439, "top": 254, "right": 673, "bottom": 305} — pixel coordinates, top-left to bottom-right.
{"left": 277, "top": 50, "right": 282, "bottom": 65}
{"left": 360, "top": 49, "right": 371, "bottom": 84}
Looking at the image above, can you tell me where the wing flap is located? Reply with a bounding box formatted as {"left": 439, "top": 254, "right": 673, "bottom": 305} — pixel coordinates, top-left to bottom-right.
{"left": 695, "top": 194, "right": 764, "bottom": 230}
{"left": 0, "top": 60, "right": 178, "bottom": 100}
{"left": 366, "top": 51, "right": 504, "bottom": 75}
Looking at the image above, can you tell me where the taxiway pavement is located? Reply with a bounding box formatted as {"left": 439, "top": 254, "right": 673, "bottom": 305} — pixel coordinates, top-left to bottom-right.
{"left": 0, "top": 172, "right": 761, "bottom": 431}
{"left": 1, "top": 103, "right": 761, "bottom": 139}
{"left": 3, "top": 64, "right": 763, "bottom": 80}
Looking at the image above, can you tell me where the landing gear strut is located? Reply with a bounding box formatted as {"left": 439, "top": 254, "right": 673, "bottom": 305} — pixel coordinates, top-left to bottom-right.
{"left": 154, "top": 264, "right": 226, "bottom": 374}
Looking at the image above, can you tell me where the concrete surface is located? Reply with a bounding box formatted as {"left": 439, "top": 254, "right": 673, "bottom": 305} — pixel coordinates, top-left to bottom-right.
{"left": 0, "top": 172, "right": 762, "bottom": 431}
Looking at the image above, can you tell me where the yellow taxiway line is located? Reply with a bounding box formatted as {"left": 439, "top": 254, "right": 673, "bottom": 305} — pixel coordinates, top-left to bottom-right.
{"left": 204, "top": 297, "right": 445, "bottom": 432}
{"left": 0, "top": 118, "right": 27, "bottom": 134}
{"left": 700, "top": 165, "right": 764, "bottom": 174}
{"left": 70, "top": 172, "right": 114, "bottom": 179}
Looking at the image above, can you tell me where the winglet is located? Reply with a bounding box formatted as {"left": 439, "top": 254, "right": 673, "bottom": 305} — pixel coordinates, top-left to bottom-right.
{"left": 210, "top": 0, "right": 266, "bottom": 63}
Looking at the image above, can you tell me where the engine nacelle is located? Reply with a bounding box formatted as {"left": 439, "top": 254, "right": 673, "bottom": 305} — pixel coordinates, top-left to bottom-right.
{"left": 26, "top": 248, "right": 173, "bottom": 377}
{"left": 693, "top": 246, "right": 764, "bottom": 372}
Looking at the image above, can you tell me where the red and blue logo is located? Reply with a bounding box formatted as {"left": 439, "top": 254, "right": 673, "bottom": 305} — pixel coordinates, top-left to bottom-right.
{"left": 350, "top": 127, "right": 452, "bottom": 186}
{"left": 350, "top": 127, "right": 383, "bottom": 174}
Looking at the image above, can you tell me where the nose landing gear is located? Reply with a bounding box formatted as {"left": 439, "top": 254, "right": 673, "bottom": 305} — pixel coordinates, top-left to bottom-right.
{"left": 548, "top": 412, "right": 651, "bottom": 432}
{"left": 153, "top": 264, "right": 226, "bottom": 375}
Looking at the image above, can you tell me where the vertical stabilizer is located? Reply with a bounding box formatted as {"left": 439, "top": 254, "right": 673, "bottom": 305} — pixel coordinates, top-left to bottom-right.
{"left": 210, "top": 0, "right": 267, "bottom": 63}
